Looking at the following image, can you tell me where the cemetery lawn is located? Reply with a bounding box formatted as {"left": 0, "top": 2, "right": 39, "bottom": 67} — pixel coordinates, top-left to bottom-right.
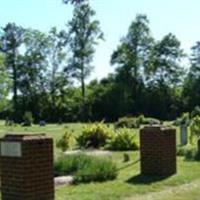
{"left": 0, "top": 121, "right": 200, "bottom": 200}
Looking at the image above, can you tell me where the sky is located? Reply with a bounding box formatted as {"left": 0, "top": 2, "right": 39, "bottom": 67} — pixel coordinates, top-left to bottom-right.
{"left": 0, "top": 0, "right": 200, "bottom": 81}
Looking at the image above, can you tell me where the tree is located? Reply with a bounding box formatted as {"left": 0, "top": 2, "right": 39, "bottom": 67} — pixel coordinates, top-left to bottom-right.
{"left": 67, "top": 0, "right": 103, "bottom": 120}
{"left": 0, "top": 54, "right": 10, "bottom": 112}
{"left": 0, "top": 23, "right": 24, "bottom": 119}
{"left": 47, "top": 27, "right": 69, "bottom": 118}
{"left": 18, "top": 29, "right": 50, "bottom": 120}
{"left": 183, "top": 42, "right": 200, "bottom": 111}
{"left": 145, "top": 33, "right": 184, "bottom": 119}
{"left": 146, "top": 33, "right": 184, "bottom": 86}
{"left": 111, "top": 14, "right": 153, "bottom": 114}
{"left": 63, "top": 0, "right": 85, "bottom": 4}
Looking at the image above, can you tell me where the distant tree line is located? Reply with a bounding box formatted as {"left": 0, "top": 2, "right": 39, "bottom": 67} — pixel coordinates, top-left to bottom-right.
{"left": 0, "top": 1, "right": 199, "bottom": 123}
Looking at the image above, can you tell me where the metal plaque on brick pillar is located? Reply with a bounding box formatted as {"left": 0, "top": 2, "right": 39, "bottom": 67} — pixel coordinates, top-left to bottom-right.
{"left": 140, "top": 126, "right": 176, "bottom": 176}
{"left": 0, "top": 134, "right": 54, "bottom": 200}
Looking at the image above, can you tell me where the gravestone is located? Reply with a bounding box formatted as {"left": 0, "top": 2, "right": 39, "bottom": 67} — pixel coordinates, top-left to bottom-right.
{"left": 0, "top": 134, "right": 54, "bottom": 200}
{"left": 140, "top": 126, "right": 176, "bottom": 176}
{"left": 180, "top": 124, "right": 188, "bottom": 145}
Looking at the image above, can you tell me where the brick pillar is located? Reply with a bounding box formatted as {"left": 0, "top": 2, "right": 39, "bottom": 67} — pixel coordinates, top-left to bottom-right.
{"left": 0, "top": 134, "right": 54, "bottom": 200}
{"left": 140, "top": 126, "right": 176, "bottom": 176}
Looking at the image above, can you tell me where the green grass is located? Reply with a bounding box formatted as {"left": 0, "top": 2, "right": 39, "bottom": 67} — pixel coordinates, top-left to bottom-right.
{"left": 0, "top": 120, "right": 200, "bottom": 200}
{"left": 55, "top": 152, "right": 200, "bottom": 200}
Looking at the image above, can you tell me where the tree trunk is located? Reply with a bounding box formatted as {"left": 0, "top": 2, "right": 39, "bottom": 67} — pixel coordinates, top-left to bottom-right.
{"left": 12, "top": 50, "right": 18, "bottom": 122}
{"left": 80, "top": 60, "right": 86, "bottom": 122}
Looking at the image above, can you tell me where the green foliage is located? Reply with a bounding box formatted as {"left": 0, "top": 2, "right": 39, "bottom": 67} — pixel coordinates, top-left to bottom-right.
{"left": 177, "top": 144, "right": 200, "bottom": 161}
{"left": 0, "top": 54, "right": 10, "bottom": 112}
{"left": 63, "top": 0, "right": 85, "bottom": 4}
{"left": 56, "top": 131, "right": 74, "bottom": 152}
{"left": 77, "top": 123, "right": 114, "bottom": 148}
{"left": 54, "top": 154, "right": 92, "bottom": 175}
{"left": 106, "top": 129, "right": 138, "bottom": 151}
{"left": 174, "top": 112, "right": 190, "bottom": 126}
{"left": 75, "top": 156, "right": 117, "bottom": 183}
{"left": 180, "top": 146, "right": 200, "bottom": 161}
{"left": 0, "top": 23, "right": 24, "bottom": 120}
{"left": 191, "top": 106, "right": 200, "bottom": 118}
{"left": 190, "top": 116, "right": 200, "bottom": 143}
{"left": 67, "top": 1, "right": 103, "bottom": 120}
{"left": 115, "top": 116, "right": 160, "bottom": 129}
{"left": 177, "top": 144, "right": 195, "bottom": 156}
{"left": 22, "top": 111, "right": 33, "bottom": 126}
{"left": 54, "top": 154, "right": 118, "bottom": 183}
{"left": 0, "top": 13, "right": 199, "bottom": 123}
{"left": 138, "top": 115, "right": 160, "bottom": 125}
{"left": 115, "top": 117, "right": 139, "bottom": 129}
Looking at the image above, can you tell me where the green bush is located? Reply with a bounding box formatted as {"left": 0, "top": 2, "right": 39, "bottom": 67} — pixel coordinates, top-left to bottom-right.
{"left": 138, "top": 116, "right": 160, "bottom": 125}
{"left": 54, "top": 154, "right": 118, "bottom": 183}
{"left": 106, "top": 129, "right": 138, "bottom": 151}
{"left": 115, "top": 116, "right": 160, "bottom": 129}
{"left": 54, "top": 154, "right": 93, "bottom": 175}
{"left": 174, "top": 112, "right": 190, "bottom": 126}
{"left": 177, "top": 144, "right": 200, "bottom": 161}
{"left": 22, "top": 111, "right": 33, "bottom": 126}
{"left": 190, "top": 116, "right": 200, "bottom": 143}
{"left": 56, "top": 131, "right": 74, "bottom": 152}
{"left": 77, "top": 123, "right": 114, "bottom": 149}
{"left": 191, "top": 106, "right": 200, "bottom": 118}
{"left": 115, "top": 117, "right": 139, "bottom": 129}
{"left": 75, "top": 156, "right": 117, "bottom": 183}
{"left": 177, "top": 144, "right": 195, "bottom": 156}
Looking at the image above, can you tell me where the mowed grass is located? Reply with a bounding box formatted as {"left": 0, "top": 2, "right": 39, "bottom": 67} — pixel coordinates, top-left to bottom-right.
{"left": 55, "top": 153, "right": 200, "bottom": 200}
{"left": 0, "top": 120, "right": 199, "bottom": 200}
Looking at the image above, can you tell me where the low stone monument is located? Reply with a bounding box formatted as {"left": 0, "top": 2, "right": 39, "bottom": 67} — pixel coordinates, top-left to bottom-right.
{"left": 140, "top": 126, "right": 176, "bottom": 176}
{"left": 0, "top": 134, "right": 54, "bottom": 200}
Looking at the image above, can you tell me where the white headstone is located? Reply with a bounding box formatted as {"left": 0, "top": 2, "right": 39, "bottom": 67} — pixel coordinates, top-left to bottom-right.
{"left": 180, "top": 125, "right": 188, "bottom": 145}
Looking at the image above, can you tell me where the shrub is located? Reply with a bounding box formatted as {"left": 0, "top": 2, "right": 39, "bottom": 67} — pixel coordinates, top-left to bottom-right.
{"left": 22, "top": 111, "right": 33, "bottom": 126}
{"left": 191, "top": 106, "right": 200, "bottom": 118}
{"left": 139, "top": 117, "right": 160, "bottom": 125}
{"left": 75, "top": 157, "right": 117, "bottom": 183}
{"left": 177, "top": 144, "right": 195, "bottom": 156}
{"left": 54, "top": 154, "right": 118, "bottom": 183}
{"left": 190, "top": 116, "right": 200, "bottom": 143}
{"left": 54, "top": 154, "right": 93, "bottom": 175}
{"left": 115, "top": 117, "right": 139, "bottom": 129}
{"left": 56, "top": 131, "right": 74, "bottom": 152}
{"left": 177, "top": 145, "right": 200, "bottom": 161}
{"left": 106, "top": 129, "right": 138, "bottom": 151}
{"left": 115, "top": 116, "right": 160, "bottom": 129}
{"left": 174, "top": 112, "right": 190, "bottom": 126}
{"left": 77, "top": 123, "right": 114, "bottom": 149}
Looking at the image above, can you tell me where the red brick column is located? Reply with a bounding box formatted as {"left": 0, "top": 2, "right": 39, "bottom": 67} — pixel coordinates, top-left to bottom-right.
{"left": 140, "top": 126, "right": 176, "bottom": 176}
{"left": 0, "top": 134, "right": 54, "bottom": 200}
